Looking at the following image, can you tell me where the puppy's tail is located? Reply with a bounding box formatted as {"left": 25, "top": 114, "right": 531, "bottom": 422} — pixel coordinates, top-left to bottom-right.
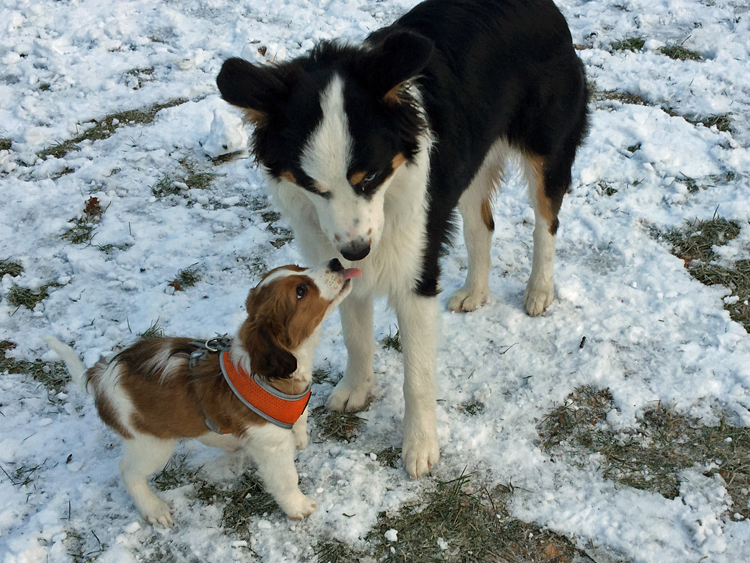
{"left": 43, "top": 336, "right": 88, "bottom": 393}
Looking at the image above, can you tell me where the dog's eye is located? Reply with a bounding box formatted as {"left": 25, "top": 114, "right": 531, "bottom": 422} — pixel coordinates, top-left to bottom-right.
{"left": 357, "top": 172, "right": 379, "bottom": 193}
{"left": 296, "top": 284, "right": 307, "bottom": 300}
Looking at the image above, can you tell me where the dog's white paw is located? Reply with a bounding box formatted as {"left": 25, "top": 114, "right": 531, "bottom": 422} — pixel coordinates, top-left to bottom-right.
{"left": 326, "top": 379, "right": 369, "bottom": 412}
{"left": 142, "top": 497, "right": 173, "bottom": 527}
{"left": 402, "top": 433, "right": 440, "bottom": 479}
{"left": 280, "top": 493, "right": 317, "bottom": 520}
{"left": 524, "top": 280, "right": 553, "bottom": 317}
{"left": 447, "top": 286, "right": 488, "bottom": 313}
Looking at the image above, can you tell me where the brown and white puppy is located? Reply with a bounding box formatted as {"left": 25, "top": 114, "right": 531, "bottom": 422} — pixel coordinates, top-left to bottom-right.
{"left": 45, "top": 259, "right": 360, "bottom": 525}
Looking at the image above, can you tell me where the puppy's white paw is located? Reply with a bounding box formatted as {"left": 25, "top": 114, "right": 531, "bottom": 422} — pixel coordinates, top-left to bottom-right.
{"left": 281, "top": 493, "right": 317, "bottom": 520}
{"left": 524, "top": 280, "right": 553, "bottom": 317}
{"left": 402, "top": 433, "right": 440, "bottom": 478}
{"left": 447, "top": 286, "right": 488, "bottom": 313}
{"left": 142, "top": 497, "right": 173, "bottom": 527}
{"left": 326, "top": 379, "right": 369, "bottom": 412}
{"left": 294, "top": 432, "right": 308, "bottom": 450}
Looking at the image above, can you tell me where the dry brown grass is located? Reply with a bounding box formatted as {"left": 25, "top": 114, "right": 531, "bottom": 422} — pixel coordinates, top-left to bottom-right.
{"left": 539, "top": 386, "right": 750, "bottom": 519}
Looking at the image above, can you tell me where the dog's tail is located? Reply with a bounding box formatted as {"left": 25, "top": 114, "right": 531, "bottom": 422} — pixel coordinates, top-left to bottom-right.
{"left": 43, "top": 336, "right": 88, "bottom": 393}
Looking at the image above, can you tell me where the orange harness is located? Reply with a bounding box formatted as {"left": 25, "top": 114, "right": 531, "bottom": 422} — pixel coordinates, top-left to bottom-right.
{"left": 218, "top": 350, "right": 311, "bottom": 430}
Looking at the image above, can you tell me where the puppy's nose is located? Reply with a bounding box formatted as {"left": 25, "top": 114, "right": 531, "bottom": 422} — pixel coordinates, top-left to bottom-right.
{"left": 340, "top": 240, "right": 370, "bottom": 262}
{"left": 328, "top": 258, "right": 344, "bottom": 272}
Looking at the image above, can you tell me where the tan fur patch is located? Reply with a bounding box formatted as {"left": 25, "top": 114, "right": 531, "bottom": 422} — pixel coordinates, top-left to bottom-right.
{"left": 384, "top": 83, "right": 406, "bottom": 105}
{"left": 349, "top": 171, "right": 366, "bottom": 185}
{"left": 481, "top": 199, "right": 495, "bottom": 232}
{"left": 392, "top": 153, "right": 407, "bottom": 170}
{"left": 526, "top": 154, "right": 556, "bottom": 235}
{"left": 243, "top": 108, "right": 267, "bottom": 125}
{"left": 280, "top": 170, "right": 299, "bottom": 186}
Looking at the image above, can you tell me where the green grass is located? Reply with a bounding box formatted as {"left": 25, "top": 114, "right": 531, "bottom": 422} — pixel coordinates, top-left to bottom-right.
{"left": 539, "top": 386, "right": 750, "bottom": 518}
{"left": 459, "top": 401, "right": 485, "bottom": 416}
{"left": 657, "top": 217, "right": 748, "bottom": 332}
{"left": 311, "top": 405, "right": 365, "bottom": 441}
{"left": 0, "top": 259, "right": 23, "bottom": 278}
{"left": 367, "top": 471, "right": 584, "bottom": 562}
{"left": 139, "top": 320, "right": 164, "bottom": 340}
{"left": 152, "top": 453, "right": 202, "bottom": 492}
{"left": 688, "top": 113, "right": 732, "bottom": 132}
{"left": 6, "top": 281, "right": 61, "bottom": 310}
{"left": 591, "top": 87, "right": 652, "bottom": 107}
{"left": 152, "top": 160, "right": 216, "bottom": 199}
{"left": 314, "top": 539, "right": 363, "bottom": 563}
{"left": 37, "top": 98, "right": 188, "bottom": 160}
{"left": 1, "top": 340, "right": 69, "bottom": 393}
{"left": 61, "top": 197, "right": 106, "bottom": 245}
{"left": 168, "top": 265, "right": 201, "bottom": 291}
{"left": 611, "top": 37, "right": 645, "bottom": 52}
{"left": 381, "top": 328, "right": 402, "bottom": 353}
{"left": 125, "top": 67, "right": 154, "bottom": 90}
{"left": 661, "top": 217, "right": 741, "bottom": 264}
{"left": 62, "top": 217, "right": 97, "bottom": 244}
{"left": 312, "top": 366, "right": 333, "bottom": 384}
{"left": 97, "top": 243, "right": 133, "bottom": 254}
{"left": 193, "top": 470, "right": 278, "bottom": 540}
{"left": 375, "top": 446, "right": 402, "bottom": 469}
{"left": 659, "top": 45, "right": 702, "bottom": 61}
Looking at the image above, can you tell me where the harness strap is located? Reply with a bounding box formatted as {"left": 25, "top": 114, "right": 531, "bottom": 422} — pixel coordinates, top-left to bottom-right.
{"left": 219, "top": 351, "right": 311, "bottom": 430}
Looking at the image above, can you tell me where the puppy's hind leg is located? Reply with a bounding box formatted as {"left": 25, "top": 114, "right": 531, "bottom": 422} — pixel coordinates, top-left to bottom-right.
{"left": 246, "top": 426, "right": 316, "bottom": 520}
{"left": 119, "top": 434, "right": 176, "bottom": 526}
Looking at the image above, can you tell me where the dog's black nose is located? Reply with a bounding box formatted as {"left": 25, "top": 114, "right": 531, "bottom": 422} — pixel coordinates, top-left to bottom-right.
{"left": 340, "top": 241, "right": 371, "bottom": 261}
{"left": 328, "top": 258, "right": 344, "bottom": 272}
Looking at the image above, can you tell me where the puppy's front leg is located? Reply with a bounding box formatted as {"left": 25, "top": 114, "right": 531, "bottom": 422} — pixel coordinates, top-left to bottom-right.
{"left": 292, "top": 406, "right": 308, "bottom": 450}
{"left": 394, "top": 293, "right": 440, "bottom": 478}
{"left": 326, "top": 293, "right": 374, "bottom": 412}
{"left": 247, "top": 426, "right": 316, "bottom": 519}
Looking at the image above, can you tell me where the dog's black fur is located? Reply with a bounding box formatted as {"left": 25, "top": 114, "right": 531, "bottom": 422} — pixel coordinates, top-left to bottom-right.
{"left": 218, "top": 0, "right": 588, "bottom": 296}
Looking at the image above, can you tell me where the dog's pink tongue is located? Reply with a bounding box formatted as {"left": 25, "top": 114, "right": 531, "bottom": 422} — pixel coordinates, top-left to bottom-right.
{"left": 344, "top": 268, "right": 361, "bottom": 280}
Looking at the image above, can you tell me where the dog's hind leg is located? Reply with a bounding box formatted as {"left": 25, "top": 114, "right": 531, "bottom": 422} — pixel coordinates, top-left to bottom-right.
{"left": 326, "top": 293, "right": 374, "bottom": 412}
{"left": 447, "top": 155, "right": 502, "bottom": 313}
{"left": 522, "top": 152, "right": 568, "bottom": 316}
{"left": 119, "top": 434, "right": 176, "bottom": 526}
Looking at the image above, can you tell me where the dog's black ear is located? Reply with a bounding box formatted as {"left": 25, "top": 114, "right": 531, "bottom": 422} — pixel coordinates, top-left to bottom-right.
{"left": 217, "top": 57, "right": 290, "bottom": 124}
{"left": 357, "top": 30, "right": 434, "bottom": 104}
{"left": 250, "top": 326, "right": 298, "bottom": 380}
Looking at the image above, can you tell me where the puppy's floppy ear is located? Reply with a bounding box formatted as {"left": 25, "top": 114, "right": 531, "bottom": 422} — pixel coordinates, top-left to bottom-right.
{"left": 248, "top": 325, "right": 298, "bottom": 380}
{"left": 217, "top": 57, "right": 293, "bottom": 124}
{"left": 357, "top": 30, "right": 434, "bottom": 104}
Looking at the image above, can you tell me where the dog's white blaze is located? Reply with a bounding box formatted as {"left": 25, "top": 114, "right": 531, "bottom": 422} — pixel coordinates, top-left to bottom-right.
{"left": 301, "top": 74, "right": 351, "bottom": 189}
{"left": 299, "top": 74, "right": 386, "bottom": 252}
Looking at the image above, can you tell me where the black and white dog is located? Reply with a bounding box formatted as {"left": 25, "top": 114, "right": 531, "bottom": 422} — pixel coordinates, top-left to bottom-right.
{"left": 217, "top": 0, "right": 588, "bottom": 477}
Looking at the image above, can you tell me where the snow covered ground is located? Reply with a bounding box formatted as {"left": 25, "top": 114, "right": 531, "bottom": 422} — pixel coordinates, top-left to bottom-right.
{"left": 1, "top": 0, "right": 750, "bottom": 561}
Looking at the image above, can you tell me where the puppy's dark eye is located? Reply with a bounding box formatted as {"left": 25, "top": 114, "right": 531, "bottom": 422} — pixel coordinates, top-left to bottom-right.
{"left": 296, "top": 284, "right": 307, "bottom": 300}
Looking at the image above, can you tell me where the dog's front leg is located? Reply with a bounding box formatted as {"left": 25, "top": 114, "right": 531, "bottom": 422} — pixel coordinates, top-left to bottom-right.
{"left": 394, "top": 293, "right": 440, "bottom": 478}
{"left": 326, "top": 293, "right": 374, "bottom": 412}
{"left": 247, "top": 426, "right": 316, "bottom": 519}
